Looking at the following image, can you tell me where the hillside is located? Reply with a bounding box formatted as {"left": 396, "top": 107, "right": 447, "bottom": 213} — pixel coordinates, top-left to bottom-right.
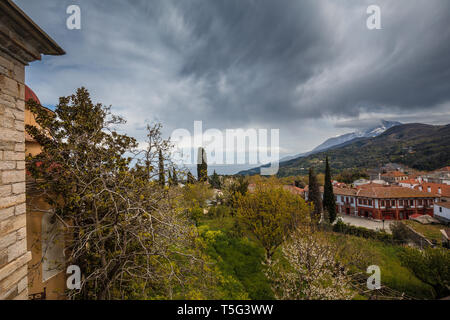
{"left": 311, "top": 120, "right": 401, "bottom": 152}
{"left": 240, "top": 123, "right": 450, "bottom": 177}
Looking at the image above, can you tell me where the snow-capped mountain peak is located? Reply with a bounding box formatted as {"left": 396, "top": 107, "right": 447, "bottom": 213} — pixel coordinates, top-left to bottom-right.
{"left": 312, "top": 120, "right": 402, "bottom": 152}
{"left": 279, "top": 120, "right": 401, "bottom": 163}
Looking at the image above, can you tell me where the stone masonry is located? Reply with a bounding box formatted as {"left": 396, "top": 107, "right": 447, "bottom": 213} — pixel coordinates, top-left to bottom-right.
{"left": 0, "top": 49, "right": 30, "bottom": 300}
{"left": 0, "top": 0, "right": 64, "bottom": 300}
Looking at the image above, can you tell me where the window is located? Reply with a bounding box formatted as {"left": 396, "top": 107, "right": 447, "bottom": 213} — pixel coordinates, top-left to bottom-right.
{"left": 399, "top": 200, "right": 403, "bottom": 206}
{"left": 381, "top": 200, "right": 385, "bottom": 207}
{"left": 440, "top": 207, "right": 443, "bottom": 213}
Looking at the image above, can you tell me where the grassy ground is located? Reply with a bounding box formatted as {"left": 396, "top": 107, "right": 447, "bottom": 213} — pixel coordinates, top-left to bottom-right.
{"left": 403, "top": 220, "right": 446, "bottom": 243}
{"left": 198, "top": 216, "right": 274, "bottom": 300}
{"left": 197, "top": 215, "right": 436, "bottom": 300}
{"left": 331, "top": 233, "right": 435, "bottom": 299}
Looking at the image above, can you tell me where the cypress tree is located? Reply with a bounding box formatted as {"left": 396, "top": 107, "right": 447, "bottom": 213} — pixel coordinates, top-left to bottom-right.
{"left": 172, "top": 168, "right": 178, "bottom": 185}
{"left": 197, "top": 147, "right": 208, "bottom": 182}
{"left": 323, "top": 156, "right": 337, "bottom": 223}
{"left": 168, "top": 169, "right": 173, "bottom": 186}
{"left": 308, "top": 167, "right": 322, "bottom": 220}
{"left": 187, "top": 171, "right": 196, "bottom": 184}
{"left": 210, "top": 170, "right": 221, "bottom": 189}
{"left": 158, "top": 149, "right": 165, "bottom": 186}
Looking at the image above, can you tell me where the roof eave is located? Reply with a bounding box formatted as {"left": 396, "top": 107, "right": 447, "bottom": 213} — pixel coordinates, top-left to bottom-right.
{"left": 0, "top": 0, "right": 65, "bottom": 56}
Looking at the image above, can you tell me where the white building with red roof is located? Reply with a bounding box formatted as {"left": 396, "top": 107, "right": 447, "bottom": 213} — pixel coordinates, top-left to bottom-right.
{"left": 434, "top": 202, "right": 450, "bottom": 223}
{"left": 334, "top": 185, "right": 440, "bottom": 221}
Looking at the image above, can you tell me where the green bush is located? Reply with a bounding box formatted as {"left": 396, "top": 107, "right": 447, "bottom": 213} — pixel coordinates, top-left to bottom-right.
{"left": 208, "top": 205, "right": 231, "bottom": 219}
{"left": 189, "top": 207, "right": 204, "bottom": 225}
{"left": 199, "top": 225, "right": 274, "bottom": 300}
{"left": 332, "top": 233, "right": 435, "bottom": 299}
{"left": 399, "top": 246, "right": 450, "bottom": 298}
{"left": 333, "top": 219, "right": 393, "bottom": 243}
{"left": 390, "top": 221, "right": 411, "bottom": 244}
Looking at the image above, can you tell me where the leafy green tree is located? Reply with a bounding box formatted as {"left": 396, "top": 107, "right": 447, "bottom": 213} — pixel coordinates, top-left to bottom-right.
{"left": 235, "top": 180, "right": 310, "bottom": 261}
{"left": 323, "top": 157, "right": 336, "bottom": 223}
{"left": 197, "top": 147, "right": 208, "bottom": 182}
{"left": 335, "top": 168, "right": 369, "bottom": 184}
{"left": 223, "top": 176, "right": 249, "bottom": 216}
{"left": 187, "top": 171, "right": 196, "bottom": 184}
{"left": 182, "top": 183, "right": 214, "bottom": 209}
{"left": 308, "top": 168, "right": 322, "bottom": 220}
{"left": 26, "top": 88, "right": 200, "bottom": 299}
{"left": 399, "top": 247, "right": 450, "bottom": 298}
{"left": 172, "top": 167, "right": 178, "bottom": 185}
{"left": 390, "top": 221, "right": 411, "bottom": 244}
{"left": 210, "top": 170, "right": 221, "bottom": 189}
{"left": 168, "top": 168, "right": 173, "bottom": 186}
{"left": 159, "top": 149, "right": 165, "bottom": 186}
{"left": 234, "top": 176, "right": 249, "bottom": 196}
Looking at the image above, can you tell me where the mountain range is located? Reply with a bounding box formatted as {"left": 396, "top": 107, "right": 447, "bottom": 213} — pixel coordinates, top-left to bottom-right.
{"left": 238, "top": 121, "right": 450, "bottom": 177}
{"left": 278, "top": 120, "right": 401, "bottom": 162}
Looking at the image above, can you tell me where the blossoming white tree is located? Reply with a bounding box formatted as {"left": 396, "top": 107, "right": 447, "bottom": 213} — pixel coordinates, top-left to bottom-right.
{"left": 266, "top": 224, "right": 355, "bottom": 300}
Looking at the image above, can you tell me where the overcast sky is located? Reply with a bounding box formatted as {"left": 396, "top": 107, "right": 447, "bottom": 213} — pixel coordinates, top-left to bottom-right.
{"left": 16, "top": 0, "right": 450, "bottom": 173}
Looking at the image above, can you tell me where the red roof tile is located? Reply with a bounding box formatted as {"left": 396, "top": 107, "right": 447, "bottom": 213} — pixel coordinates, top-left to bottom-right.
{"left": 437, "top": 202, "right": 450, "bottom": 210}
{"left": 25, "top": 85, "right": 40, "bottom": 104}
{"left": 414, "top": 183, "right": 450, "bottom": 198}
{"left": 283, "top": 185, "right": 305, "bottom": 195}
{"left": 382, "top": 171, "right": 408, "bottom": 178}
{"left": 334, "top": 186, "right": 439, "bottom": 199}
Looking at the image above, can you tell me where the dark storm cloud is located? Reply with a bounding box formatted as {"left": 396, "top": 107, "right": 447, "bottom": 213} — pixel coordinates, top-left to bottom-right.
{"left": 170, "top": 0, "right": 450, "bottom": 126}
{"left": 173, "top": 0, "right": 333, "bottom": 126}
{"left": 15, "top": 0, "right": 450, "bottom": 160}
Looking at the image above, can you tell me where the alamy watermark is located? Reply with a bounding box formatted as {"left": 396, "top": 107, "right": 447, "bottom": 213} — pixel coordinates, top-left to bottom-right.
{"left": 367, "top": 265, "right": 381, "bottom": 290}
{"left": 66, "top": 5, "right": 81, "bottom": 30}
{"left": 170, "top": 121, "right": 280, "bottom": 175}
{"left": 367, "top": 5, "right": 381, "bottom": 30}
{"left": 66, "top": 265, "right": 81, "bottom": 290}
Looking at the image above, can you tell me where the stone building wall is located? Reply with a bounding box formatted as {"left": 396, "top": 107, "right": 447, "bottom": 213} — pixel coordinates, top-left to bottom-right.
{"left": 0, "top": 52, "right": 30, "bottom": 300}
{"left": 0, "top": 0, "right": 64, "bottom": 300}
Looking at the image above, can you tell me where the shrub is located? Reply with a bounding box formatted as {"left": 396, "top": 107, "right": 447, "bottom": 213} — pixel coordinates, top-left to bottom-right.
{"left": 390, "top": 221, "right": 411, "bottom": 244}
{"left": 399, "top": 246, "right": 450, "bottom": 298}
{"left": 208, "top": 205, "right": 231, "bottom": 219}
{"left": 333, "top": 219, "right": 393, "bottom": 243}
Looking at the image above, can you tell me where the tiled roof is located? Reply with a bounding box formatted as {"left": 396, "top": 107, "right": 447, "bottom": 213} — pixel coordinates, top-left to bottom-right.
{"left": 334, "top": 186, "right": 438, "bottom": 199}
{"left": 333, "top": 187, "right": 357, "bottom": 196}
{"left": 400, "top": 179, "right": 419, "bottom": 185}
{"left": 357, "top": 186, "right": 438, "bottom": 199}
{"left": 414, "top": 183, "right": 450, "bottom": 197}
{"left": 437, "top": 202, "right": 450, "bottom": 210}
{"left": 357, "top": 182, "right": 387, "bottom": 189}
{"left": 283, "top": 185, "right": 304, "bottom": 195}
{"left": 304, "top": 185, "right": 324, "bottom": 193}
{"left": 382, "top": 171, "right": 407, "bottom": 177}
